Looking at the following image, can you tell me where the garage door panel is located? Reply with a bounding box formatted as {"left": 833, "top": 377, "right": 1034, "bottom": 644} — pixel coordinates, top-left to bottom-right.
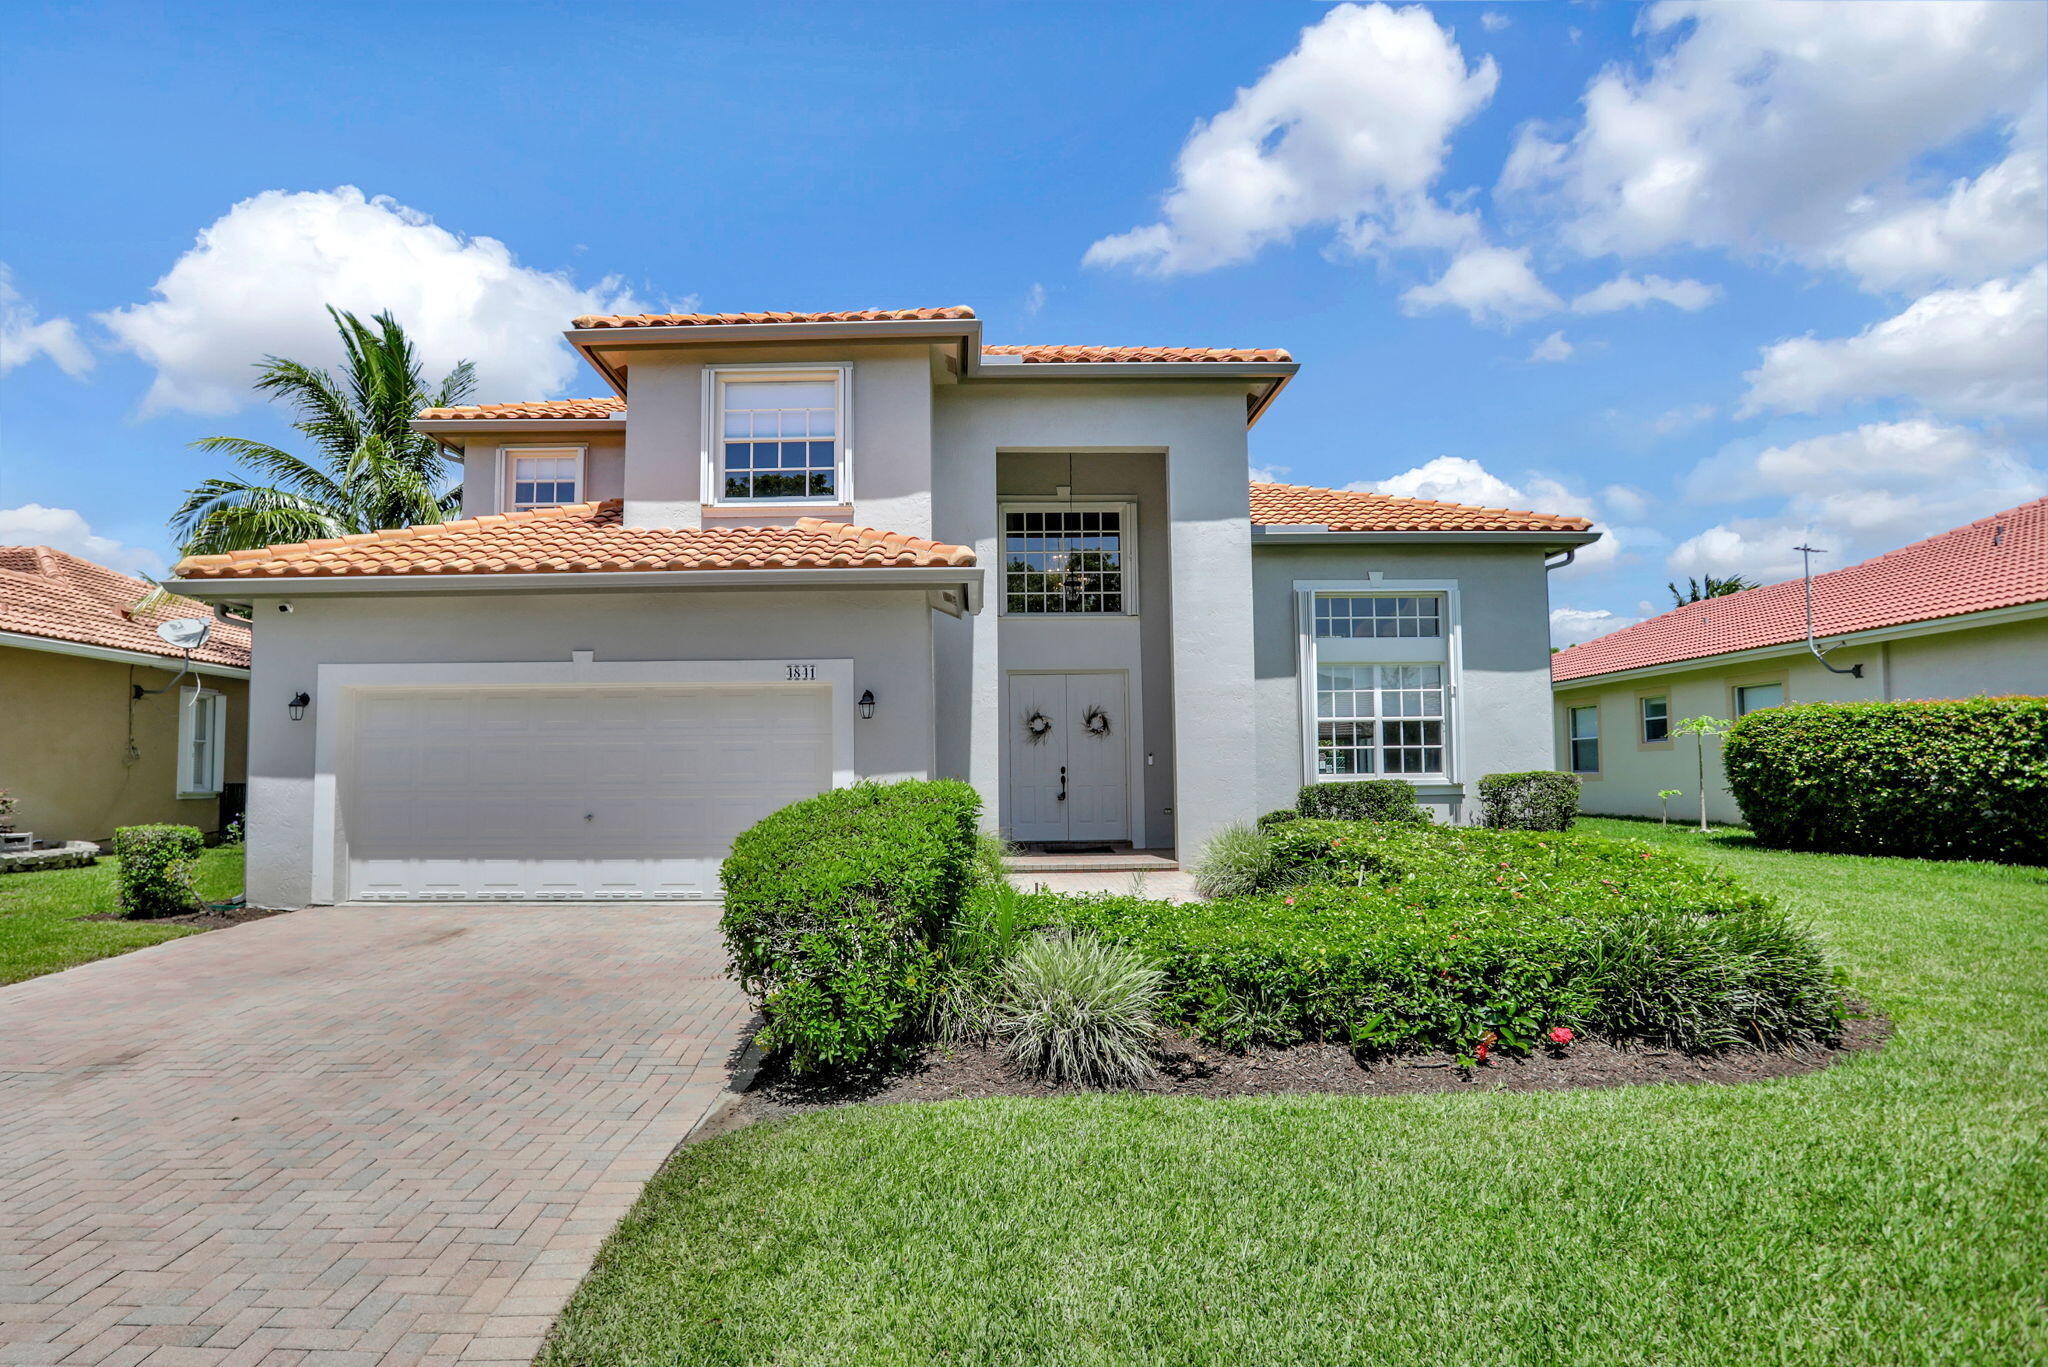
{"left": 346, "top": 683, "right": 834, "bottom": 900}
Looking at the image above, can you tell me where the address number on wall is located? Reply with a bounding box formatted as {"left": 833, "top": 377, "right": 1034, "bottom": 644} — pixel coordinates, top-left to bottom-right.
{"left": 785, "top": 663, "right": 818, "bottom": 681}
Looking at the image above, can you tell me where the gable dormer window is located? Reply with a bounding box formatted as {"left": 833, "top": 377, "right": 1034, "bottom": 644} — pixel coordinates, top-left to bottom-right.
{"left": 709, "top": 366, "right": 849, "bottom": 504}
{"left": 502, "top": 447, "right": 583, "bottom": 511}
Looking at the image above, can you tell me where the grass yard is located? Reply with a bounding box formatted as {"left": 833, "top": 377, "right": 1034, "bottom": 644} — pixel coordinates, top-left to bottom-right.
{"left": 545, "top": 820, "right": 2048, "bottom": 1367}
{"left": 0, "top": 845, "right": 244, "bottom": 985}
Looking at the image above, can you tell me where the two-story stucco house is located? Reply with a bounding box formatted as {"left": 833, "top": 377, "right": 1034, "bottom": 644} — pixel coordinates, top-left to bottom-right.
{"left": 167, "top": 306, "right": 1596, "bottom": 909}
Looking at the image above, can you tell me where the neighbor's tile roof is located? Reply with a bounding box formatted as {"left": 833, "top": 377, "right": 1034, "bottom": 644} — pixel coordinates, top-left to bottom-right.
{"left": 417, "top": 397, "right": 625, "bottom": 421}
{"left": 983, "top": 344, "right": 1293, "bottom": 364}
{"left": 1249, "top": 482, "right": 1594, "bottom": 533}
{"left": 1552, "top": 498, "right": 2048, "bottom": 684}
{"left": 171, "top": 501, "right": 976, "bottom": 580}
{"left": 572, "top": 306, "right": 978, "bottom": 328}
{"left": 0, "top": 546, "right": 250, "bottom": 667}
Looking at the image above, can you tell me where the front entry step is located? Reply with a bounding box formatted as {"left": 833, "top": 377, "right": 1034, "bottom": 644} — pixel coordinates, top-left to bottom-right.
{"left": 1005, "top": 847, "right": 1179, "bottom": 874}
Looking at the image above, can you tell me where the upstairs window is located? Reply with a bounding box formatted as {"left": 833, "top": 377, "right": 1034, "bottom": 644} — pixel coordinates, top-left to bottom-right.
{"left": 1314, "top": 594, "right": 1441, "bottom": 639}
{"left": 716, "top": 371, "right": 843, "bottom": 502}
{"left": 504, "top": 449, "right": 582, "bottom": 511}
{"left": 1002, "top": 504, "right": 1132, "bottom": 614}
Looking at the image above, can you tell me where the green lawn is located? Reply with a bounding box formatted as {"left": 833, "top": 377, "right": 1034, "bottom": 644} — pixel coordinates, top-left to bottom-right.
{"left": 0, "top": 845, "right": 244, "bottom": 985}
{"left": 544, "top": 821, "right": 2048, "bottom": 1367}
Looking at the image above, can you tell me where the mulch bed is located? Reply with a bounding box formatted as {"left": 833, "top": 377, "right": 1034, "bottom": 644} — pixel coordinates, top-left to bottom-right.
{"left": 727, "top": 1007, "right": 1889, "bottom": 1125}
{"left": 80, "top": 905, "right": 293, "bottom": 930}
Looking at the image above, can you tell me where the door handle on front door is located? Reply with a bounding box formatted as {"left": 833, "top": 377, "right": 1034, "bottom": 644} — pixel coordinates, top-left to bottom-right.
{"left": 1058, "top": 765, "right": 1067, "bottom": 802}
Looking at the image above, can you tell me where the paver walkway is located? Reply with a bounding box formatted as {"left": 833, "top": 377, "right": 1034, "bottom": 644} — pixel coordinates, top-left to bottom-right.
{"left": 0, "top": 905, "right": 751, "bottom": 1367}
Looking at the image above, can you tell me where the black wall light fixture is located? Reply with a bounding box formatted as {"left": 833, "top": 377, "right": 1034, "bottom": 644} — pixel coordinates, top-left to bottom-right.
{"left": 287, "top": 692, "right": 311, "bottom": 721}
{"left": 858, "top": 689, "right": 876, "bottom": 720}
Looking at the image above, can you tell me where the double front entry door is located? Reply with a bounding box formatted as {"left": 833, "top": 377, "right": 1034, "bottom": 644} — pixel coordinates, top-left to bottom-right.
{"left": 1006, "top": 672, "right": 1130, "bottom": 845}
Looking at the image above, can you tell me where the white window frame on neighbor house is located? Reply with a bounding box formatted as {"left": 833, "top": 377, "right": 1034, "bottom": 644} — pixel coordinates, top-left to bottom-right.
{"left": 1294, "top": 579, "right": 1462, "bottom": 787}
{"left": 1638, "top": 692, "right": 1671, "bottom": 748}
{"left": 1732, "top": 679, "right": 1788, "bottom": 716}
{"left": 702, "top": 363, "right": 853, "bottom": 508}
{"left": 177, "top": 686, "right": 227, "bottom": 799}
{"left": 1567, "top": 704, "right": 1601, "bottom": 777}
{"left": 496, "top": 445, "right": 586, "bottom": 513}
{"left": 998, "top": 500, "right": 1139, "bottom": 617}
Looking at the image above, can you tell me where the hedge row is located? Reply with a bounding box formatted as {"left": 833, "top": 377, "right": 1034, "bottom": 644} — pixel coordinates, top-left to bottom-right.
{"left": 720, "top": 780, "right": 982, "bottom": 1073}
{"left": 1723, "top": 697, "right": 2048, "bottom": 864}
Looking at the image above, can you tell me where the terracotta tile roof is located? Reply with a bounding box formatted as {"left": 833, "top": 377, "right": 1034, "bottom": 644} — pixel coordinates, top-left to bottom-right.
{"left": 171, "top": 501, "right": 977, "bottom": 580}
{"left": 1249, "top": 482, "right": 1594, "bottom": 533}
{"left": 417, "top": 397, "right": 624, "bottom": 421}
{"left": 984, "top": 344, "right": 1292, "bottom": 364}
{"left": 0, "top": 546, "right": 250, "bottom": 667}
{"left": 1552, "top": 498, "right": 2048, "bottom": 683}
{"left": 572, "top": 306, "right": 977, "bottom": 329}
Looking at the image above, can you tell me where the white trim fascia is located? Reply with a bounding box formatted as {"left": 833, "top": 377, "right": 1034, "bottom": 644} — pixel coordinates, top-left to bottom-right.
{"left": 1254, "top": 527, "right": 1602, "bottom": 547}
{"left": 0, "top": 628, "right": 250, "bottom": 678}
{"left": 311, "top": 656, "right": 859, "bottom": 905}
{"left": 995, "top": 498, "right": 1140, "bottom": 618}
{"left": 569, "top": 318, "right": 983, "bottom": 351}
{"left": 963, "top": 360, "right": 1298, "bottom": 382}
{"left": 1551, "top": 599, "right": 2048, "bottom": 692}
{"left": 700, "top": 362, "right": 855, "bottom": 511}
{"left": 1294, "top": 578, "right": 1463, "bottom": 790}
{"left": 165, "top": 565, "right": 984, "bottom": 609}
{"left": 494, "top": 443, "right": 588, "bottom": 516}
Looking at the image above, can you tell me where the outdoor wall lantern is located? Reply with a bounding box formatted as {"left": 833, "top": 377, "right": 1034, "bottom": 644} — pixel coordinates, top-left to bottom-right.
{"left": 287, "top": 691, "right": 311, "bottom": 721}
{"left": 858, "top": 689, "right": 876, "bottom": 720}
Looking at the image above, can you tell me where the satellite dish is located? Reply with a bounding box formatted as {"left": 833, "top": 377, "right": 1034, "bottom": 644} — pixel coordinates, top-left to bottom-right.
{"left": 155, "top": 618, "right": 213, "bottom": 652}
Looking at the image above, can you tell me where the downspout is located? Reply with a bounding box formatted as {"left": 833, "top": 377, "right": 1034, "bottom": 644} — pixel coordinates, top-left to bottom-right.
{"left": 1544, "top": 547, "right": 1577, "bottom": 572}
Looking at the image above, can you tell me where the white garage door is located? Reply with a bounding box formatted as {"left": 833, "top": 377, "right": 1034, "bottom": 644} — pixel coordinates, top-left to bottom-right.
{"left": 345, "top": 684, "right": 833, "bottom": 901}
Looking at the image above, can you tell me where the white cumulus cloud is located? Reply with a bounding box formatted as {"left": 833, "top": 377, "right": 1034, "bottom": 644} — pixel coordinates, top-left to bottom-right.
{"left": 1400, "top": 246, "right": 1562, "bottom": 326}
{"left": 1480, "top": 11, "right": 1510, "bottom": 34}
{"left": 1361, "top": 454, "right": 1620, "bottom": 571}
{"left": 1741, "top": 265, "right": 2047, "bottom": 420}
{"left": 0, "top": 504, "right": 165, "bottom": 578}
{"left": 1528, "top": 331, "right": 1574, "bottom": 363}
{"left": 95, "top": 187, "right": 644, "bottom": 415}
{"left": 0, "top": 265, "right": 92, "bottom": 379}
{"left": 1083, "top": 3, "right": 1498, "bottom": 275}
{"left": 1550, "top": 606, "right": 1639, "bottom": 648}
{"left": 1570, "top": 273, "right": 1719, "bottom": 315}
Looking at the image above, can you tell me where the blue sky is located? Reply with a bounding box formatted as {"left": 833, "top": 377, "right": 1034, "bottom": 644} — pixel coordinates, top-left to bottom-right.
{"left": 2, "top": 0, "right": 2042, "bottom": 642}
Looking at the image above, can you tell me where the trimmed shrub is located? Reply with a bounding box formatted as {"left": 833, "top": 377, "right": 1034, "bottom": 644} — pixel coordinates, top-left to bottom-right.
{"left": 1191, "top": 823, "right": 1284, "bottom": 899}
{"left": 1256, "top": 809, "right": 1300, "bottom": 830}
{"left": 1723, "top": 697, "right": 2048, "bottom": 863}
{"left": 721, "top": 780, "right": 981, "bottom": 1074}
{"left": 1028, "top": 823, "right": 1838, "bottom": 1054}
{"left": 1477, "top": 770, "right": 1581, "bottom": 831}
{"left": 1296, "top": 779, "right": 1430, "bottom": 824}
{"left": 988, "top": 933, "right": 1164, "bottom": 1087}
{"left": 113, "top": 825, "right": 205, "bottom": 918}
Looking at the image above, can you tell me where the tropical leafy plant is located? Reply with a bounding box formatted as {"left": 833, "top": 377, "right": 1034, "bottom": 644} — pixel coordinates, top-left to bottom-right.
{"left": 1668, "top": 574, "right": 1757, "bottom": 607}
{"left": 1672, "top": 716, "right": 1731, "bottom": 831}
{"left": 172, "top": 308, "right": 475, "bottom": 556}
{"left": 1658, "top": 789, "right": 1683, "bottom": 824}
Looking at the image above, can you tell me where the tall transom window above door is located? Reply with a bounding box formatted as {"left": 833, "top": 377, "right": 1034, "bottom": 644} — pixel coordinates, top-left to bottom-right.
{"left": 712, "top": 368, "right": 846, "bottom": 503}
{"left": 1298, "top": 586, "right": 1456, "bottom": 784}
{"left": 1001, "top": 503, "right": 1134, "bottom": 615}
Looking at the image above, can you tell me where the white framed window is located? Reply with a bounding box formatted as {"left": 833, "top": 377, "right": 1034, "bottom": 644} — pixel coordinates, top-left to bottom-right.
{"left": 1315, "top": 664, "right": 1447, "bottom": 775}
{"left": 499, "top": 446, "right": 584, "bottom": 512}
{"left": 706, "top": 365, "right": 849, "bottom": 504}
{"left": 1640, "top": 694, "right": 1669, "bottom": 744}
{"left": 1567, "top": 705, "right": 1600, "bottom": 775}
{"left": 177, "top": 687, "right": 227, "bottom": 799}
{"left": 1734, "top": 682, "right": 1785, "bottom": 716}
{"left": 1000, "top": 502, "right": 1136, "bottom": 615}
{"left": 1296, "top": 582, "right": 1459, "bottom": 785}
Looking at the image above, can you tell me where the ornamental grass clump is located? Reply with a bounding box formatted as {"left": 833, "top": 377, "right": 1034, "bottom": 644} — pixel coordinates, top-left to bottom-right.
{"left": 1191, "top": 822, "right": 1286, "bottom": 899}
{"left": 987, "top": 933, "right": 1164, "bottom": 1087}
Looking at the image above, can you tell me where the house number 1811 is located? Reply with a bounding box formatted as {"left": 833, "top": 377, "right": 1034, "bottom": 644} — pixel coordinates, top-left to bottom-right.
{"left": 784, "top": 664, "right": 818, "bottom": 681}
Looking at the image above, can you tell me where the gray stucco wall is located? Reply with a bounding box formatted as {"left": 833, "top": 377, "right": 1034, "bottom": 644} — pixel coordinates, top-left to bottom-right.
{"left": 1252, "top": 541, "right": 1561, "bottom": 822}
{"left": 241, "top": 586, "right": 937, "bottom": 908}
{"left": 458, "top": 433, "right": 625, "bottom": 518}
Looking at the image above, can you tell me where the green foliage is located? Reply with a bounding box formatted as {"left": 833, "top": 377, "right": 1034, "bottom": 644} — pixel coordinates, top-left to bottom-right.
{"left": 1191, "top": 822, "right": 1285, "bottom": 899}
{"left": 987, "top": 933, "right": 1164, "bottom": 1087}
{"left": 1255, "top": 809, "right": 1299, "bottom": 830}
{"left": 1295, "top": 779, "right": 1430, "bottom": 824}
{"left": 1669, "top": 574, "right": 1756, "bottom": 607}
{"left": 111, "top": 825, "right": 205, "bottom": 918}
{"left": 1476, "top": 770, "right": 1581, "bottom": 831}
{"left": 720, "top": 780, "right": 982, "bottom": 1074}
{"left": 174, "top": 308, "right": 474, "bottom": 557}
{"left": 1724, "top": 697, "right": 2048, "bottom": 863}
{"left": 1026, "top": 822, "right": 1836, "bottom": 1053}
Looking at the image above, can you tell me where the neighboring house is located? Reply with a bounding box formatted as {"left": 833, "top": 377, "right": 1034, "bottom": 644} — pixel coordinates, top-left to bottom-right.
{"left": 1552, "top": 499, "right": 2048, "bottom": 824}
{"left": 0, "top": 547, "right": 250, "bottom": 845}
{"left": 166, "top": 305, "right": 1594, "bottom": 908}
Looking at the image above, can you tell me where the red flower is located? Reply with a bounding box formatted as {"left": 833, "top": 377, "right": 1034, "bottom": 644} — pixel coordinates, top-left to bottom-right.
{"left": 1473, "top": 1041, "right": 1490, "bottom": 1061}
{"left": 1548, "top": 1026, "right": 1575, "bottom": 1045}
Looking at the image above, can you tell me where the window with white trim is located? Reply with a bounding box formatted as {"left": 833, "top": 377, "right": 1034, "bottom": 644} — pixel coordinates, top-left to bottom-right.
{"left": 1734, "top": 682, "right": 1785, "bottom": 716}
{"left": 1568, "top": 705, "right": 1600, "bottom": 774}
{"left": 177, "top": 688, "right": 226, "bottom": 798}
{"left": 503, "top": 448, "right": 582, "bottom": 511}
{"left": 1001, "top": 504, "right": 1132, "bottom": 614}
{"left": 1640, "top": 694, "right": 1669, "bottom": 743}
{"left": 1315, "top": 664, "right": 1447, "bottom": 775}
{"left": 1314, "top": 594, "right": 1441, "bottom": 639}
{"left": 715, "top": 371, "right": 844, "bottom": 502}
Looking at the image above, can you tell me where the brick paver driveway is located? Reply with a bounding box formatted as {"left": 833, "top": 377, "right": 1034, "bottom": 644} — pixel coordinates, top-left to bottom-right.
{"left": 0, "top": 905, "right": 751, "bottom": 1367}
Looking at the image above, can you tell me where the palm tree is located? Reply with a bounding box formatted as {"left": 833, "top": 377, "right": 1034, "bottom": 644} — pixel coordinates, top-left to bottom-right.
{"left": 172, "top": 308, "right": 475, "bottom": 556}
{"left": 1667, "top": 574, "right": 1756, "bottom": 608}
